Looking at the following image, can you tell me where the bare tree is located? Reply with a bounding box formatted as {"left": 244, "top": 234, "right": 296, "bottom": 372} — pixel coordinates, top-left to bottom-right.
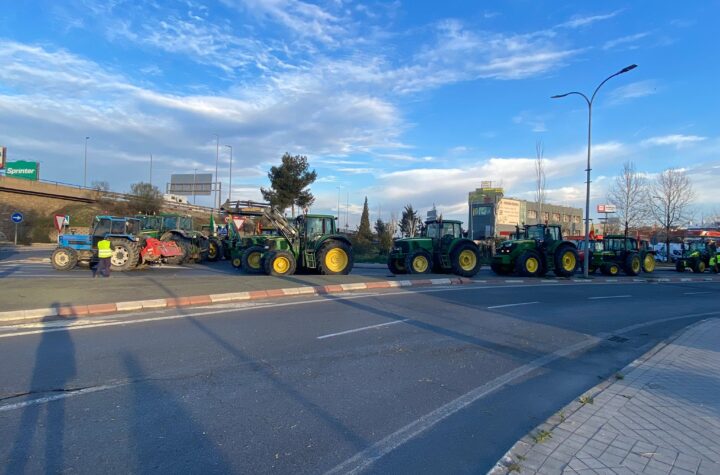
{"left": 647, "top": 168, "right": 695, "bottom": 258}
{"left": 607, "top": 161, "right": 649, "bottom": 239}
{"left": 534, "top": 140, "right": 546, "bottom": 224}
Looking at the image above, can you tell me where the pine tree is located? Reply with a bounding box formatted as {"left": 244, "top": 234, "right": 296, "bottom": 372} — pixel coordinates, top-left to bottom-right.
{"left": 260, "top": 153, "right": 317, "bottom": 216}
{"left": 357, "top": 197, "right": 373, "bottom": 241}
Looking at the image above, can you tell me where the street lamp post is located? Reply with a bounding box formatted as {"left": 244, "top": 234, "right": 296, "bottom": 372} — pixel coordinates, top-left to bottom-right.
{"left": 149, "top": 153, "right": 153, "bottom": 186}
{"left": 83, "top": 136, "right": 90, "bottom": 188}
{"left": 336, "top": 186, "right": 342, "bottom": 228}
{"left": 551, "top": 64, "right": 637, "bottom": 278}
{"left": 193, "top": 168, "right": 197, "bottom": 205}
{"left": 214, "top": 134, "right": 220, "bottom": 209}
{"left": 224, "top": 145, "right": 233, "bottom": 203}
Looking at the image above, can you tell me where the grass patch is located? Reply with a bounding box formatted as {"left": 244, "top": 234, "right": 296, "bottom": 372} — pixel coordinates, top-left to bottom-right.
{"left": 615, "top": 372, "right": 625, "bottom": 380}
{"left": 532, "top": 429, "right": 553, "bottom": 443}
{"left": 579, "top": 395, "right": 594, "bottom": 405}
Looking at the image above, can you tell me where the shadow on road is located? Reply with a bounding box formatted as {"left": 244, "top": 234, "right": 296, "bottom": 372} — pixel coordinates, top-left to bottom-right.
{"left": 5, "top": 305, "right": 77, "bottom": 475}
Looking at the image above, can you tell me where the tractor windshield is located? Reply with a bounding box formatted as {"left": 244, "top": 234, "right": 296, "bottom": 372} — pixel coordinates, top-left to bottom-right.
{"left": 425, "top": 222, "right": 462, "bottom": 239}
{"left": 179, "top": 217, "right": 193, "bottom": 231}
{"left": 92, "top": 217, "right": 112, "bottom": 237}
{"left": 303, "top": 216, "right": 335, "bottom": 237}
{"left": 126, "top": 219, "right": 140, "bottom": 235}
{"left": 163, "top": 216, "right": 178, "bottom": 230}
{"left": 524, "top": 225, "right": 559, "bottom": 241}
{"left": 605, "top": 239, "right": 630, "bottom": 251}
{"left": 687, "top": 241, "right": 706, "bottom": 252}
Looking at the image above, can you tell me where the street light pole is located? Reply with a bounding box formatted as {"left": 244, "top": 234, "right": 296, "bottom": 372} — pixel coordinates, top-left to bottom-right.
{"left": 149, "top": 153, "right": 153, "bottom": 186}
{"left": 224, "top": 145, "right": 233, "bottom": 203}
{"left": 214, "top": 134, "right": 220, "bottom": 209}
{"left": 83, "top": 136, "right": 90, "bottom": 188}
{"left": 336, "top": 186, "right": 342, "bottom": 229}
{"left": 551, "top": 64, "right": 637, "bottom": 278}
{"left": 193, "top": 168, "right": 197, "bottom": 205}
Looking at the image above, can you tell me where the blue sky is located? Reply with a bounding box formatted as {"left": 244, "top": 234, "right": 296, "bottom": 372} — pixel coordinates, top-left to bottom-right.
{"left": 1, "top": 1, "right": 718, "bottom": 226}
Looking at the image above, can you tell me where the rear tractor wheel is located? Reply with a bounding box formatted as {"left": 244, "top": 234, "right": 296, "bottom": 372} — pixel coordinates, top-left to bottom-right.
{"left": 642, "top": 253, "right": 656, "bottom": 273}
{"left": 693, "top": 260, "right": 706, "bottom": 273}
{"left": 451, "top": 243, "right": 481, "bottom": 277}
{"left": 553, "top": 245, "right": 578, "bottom": 277}
{"left": 109, "top": 239, "right": 140, "bottom": 271}
{"left": 318, "top": 241, "right": 353, "bottom": 275}
{"left": 206, "top": 239, "right": 221, "bottom": 262}
{"left": 387, "top": 256, "right": 406, "bottom": 274}
{"left": 624, "top": 254, "right": 641, "bottom": 276}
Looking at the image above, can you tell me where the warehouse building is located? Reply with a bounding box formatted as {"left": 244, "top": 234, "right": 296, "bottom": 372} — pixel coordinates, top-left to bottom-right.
{"left": 468, "top": 184, "right": 583, "bottom": 240}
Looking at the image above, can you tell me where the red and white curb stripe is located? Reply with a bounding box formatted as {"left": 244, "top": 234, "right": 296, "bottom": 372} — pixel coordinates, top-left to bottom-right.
{"left": 0, "top": 278, "right": 471, "bottom": 322}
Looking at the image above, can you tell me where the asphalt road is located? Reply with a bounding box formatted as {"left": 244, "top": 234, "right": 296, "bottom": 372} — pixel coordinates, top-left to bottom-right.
{"left": 1, "top": 280, "right": 718, "bottom": 474}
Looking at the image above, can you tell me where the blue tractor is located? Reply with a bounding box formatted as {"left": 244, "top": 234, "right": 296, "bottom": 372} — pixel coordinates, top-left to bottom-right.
{"left": 51, "top": 216, "right": 142, "bottom": 271}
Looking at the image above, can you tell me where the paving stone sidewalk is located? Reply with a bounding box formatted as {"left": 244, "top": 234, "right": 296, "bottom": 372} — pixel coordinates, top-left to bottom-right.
{"left": 491, "top": 318, "right": 720, "bottom": 475}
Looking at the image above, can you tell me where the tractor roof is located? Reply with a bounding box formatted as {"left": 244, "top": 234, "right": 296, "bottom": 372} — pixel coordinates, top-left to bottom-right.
{"left": 425, "top": 218, "right": 462, "bottom": 225}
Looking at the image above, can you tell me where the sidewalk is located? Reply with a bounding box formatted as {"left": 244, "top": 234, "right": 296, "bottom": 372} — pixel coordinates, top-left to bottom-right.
{"left": 491, "top": 318, "right": 720, "bottom": 474}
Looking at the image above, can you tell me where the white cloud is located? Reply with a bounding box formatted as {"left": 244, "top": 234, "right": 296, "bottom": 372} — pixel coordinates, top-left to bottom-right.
{"left": 608, "top": 80, "right": 660, "bottom": 104}
{"left": 603, "top": 32, "right": 651, "bottom": 50}
{"left": 641, "top": 135, "right": 707, "bottom": 148}
{"left": 557, "top": 10, "right": 622, "bottom": 29}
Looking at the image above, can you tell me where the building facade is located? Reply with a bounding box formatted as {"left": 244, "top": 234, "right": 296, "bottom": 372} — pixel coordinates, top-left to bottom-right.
{"left": 468, "top": 186, "right": 583, "bottom": 240}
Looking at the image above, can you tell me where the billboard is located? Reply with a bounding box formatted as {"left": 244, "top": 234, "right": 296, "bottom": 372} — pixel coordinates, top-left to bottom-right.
{"left": 597, "top": 204, "right": 617, "bottom": 213}
{"left": 0, "top": 146, "right": 6, "bottom": 169}
{"left": 5, "top": 160, "right": 39, "bottom": 181}
{"left": 168, "top": 173, "right": 213, "bottom": 195}
{"left": 496, "top": 199, "right": 521, "bottom": 226}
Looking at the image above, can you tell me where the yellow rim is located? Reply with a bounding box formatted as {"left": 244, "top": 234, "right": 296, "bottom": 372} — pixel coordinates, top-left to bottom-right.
{"left": 610, "top": 265, "right": 619, "bottom": 275}
{"left": 55, "top": 252, "right": 69, "bottom": 266}
{"left": 325, "top": 248, "right": 349, "bottom": 273}
{"left": 412, "top": 255, "right": 429, "bottom": 273}
{"left": 247, "top": 252, "right": 262, "bottom": 269}
{"left": 208, "top": 244, "right": 217, "bottom": 258}
{"left": 232, "top": 257, "right": 242, "bottom": 267}
{"left": 561, "top": 251, "right": 576, "bottom": 271}
{"left": 458, "top": 249, "right": 477, "bottom": 271}
{"left": 698, "top": 262, "right": 706, "bottom": 272}
{"left": 632, "top": 258, "right": 641, "bottom": 273}
{"left": 273, "top": 256, "right": 291, "bottom": 274}
{"left": 644, "top": 255, "right": 655, "bottom": 272}
{"left": 525, "top": 257, "right": 539, "bottom": 273}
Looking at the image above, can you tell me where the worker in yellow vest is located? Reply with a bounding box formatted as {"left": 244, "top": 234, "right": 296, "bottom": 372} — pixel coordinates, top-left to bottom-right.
{"left": 95, "top": 237, "right": 113, "bottom": 278}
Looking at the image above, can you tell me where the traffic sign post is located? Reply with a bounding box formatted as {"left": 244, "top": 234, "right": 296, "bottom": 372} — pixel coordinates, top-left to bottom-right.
{"left": 11, "top": 212, "right": 23, "bottom": 245}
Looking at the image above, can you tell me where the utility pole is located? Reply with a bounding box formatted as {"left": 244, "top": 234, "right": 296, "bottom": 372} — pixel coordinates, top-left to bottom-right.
{"left": 83, "top": 136, "right": 90, "bottom": 188}
{"left": 149, "top": 153, "right": 153, "bottom": 186}
{"left": 214, "top": 134, "right": 220, "bottom": 209}
{"left": 224, "top": 145, "right": 233, "bottom": 203}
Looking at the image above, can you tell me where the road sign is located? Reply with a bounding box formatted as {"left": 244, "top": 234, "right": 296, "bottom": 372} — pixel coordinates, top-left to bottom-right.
{"left": 54, "top": 214, "right": 66, "bottom": 232}
{"left": 11, "top": 212, "right": 23, "bottom": 223}
{"left": 5, "top": 160, "right": 40, "bottom": 181}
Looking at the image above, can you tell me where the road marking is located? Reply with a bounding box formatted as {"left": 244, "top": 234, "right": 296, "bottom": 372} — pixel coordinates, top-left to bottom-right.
{"left": 588, "top": 295, "right": 631, "bottom": 300}
{"left": 684, "top": 291, "right": 711, "bottom": 295}
{"left": 0, "top": 383, "right": 126, "bottom": 413}
{"left": 317, "top": 319, "right": 411, "bottom": 340}
{"left": 487, "top": 301, "right": 539, "bottom": 309}
{"left": 325, "top": 310, "right": 720, "bottom": 475}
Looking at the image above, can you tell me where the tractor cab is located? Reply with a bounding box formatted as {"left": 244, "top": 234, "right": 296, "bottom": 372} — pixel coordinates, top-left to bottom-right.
{"left": 425, "top": 220, "right": 463, "bottom": 240}
{"left": 296, "top": 214, "right": 337, "bottom": 244}
{"left": 88, "top": 216, "right": 139, "bottom": 247}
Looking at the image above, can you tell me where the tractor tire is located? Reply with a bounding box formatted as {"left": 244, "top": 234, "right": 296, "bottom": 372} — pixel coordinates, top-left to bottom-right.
{"left": 231, "top": 255, "right": 243, "bottom": 269}
{"left": 451, "top": 243, "right": 482, "bottom": 277}
{"left": 642, "top": 254, "right": 656, "bottom": 273}
{"left": 387, "top": 256, "right": 406, "bottom": 274}
{"left": 515, "top": 250, "right": 543, "bottom": 277}
{"left": 693, "top": 260, "right": 706, "bottom": 273}
{"left": 242, "top": 246, "right": 265, "bottom": 274}
{"left": 405, "top": 249, "right": 432, "bottom": 274}
{"left": 206, "top": 239, "right": 221, "bottom": 262}
{"left": 51, "top": 248, "right": 78, "bottom": 271}
{"left": 600, "top": 263, "right": 620, "bottom": 276}
{"left": 553, "top": 245, "right": 578, "bottom": 277}
{"left": 675, "top": 260, "right": 686, "bottom": 273}
{"left": 264, "top": 250, "right": 297, "bottom": 276}
{"left": 318, "top": 241, "right": 354, "bottom": 275}
{"left": 624, "top": 254, "right": 642, "bottom": 276}
{"left": 490, "top": 262, "right": 511, "bottom": 276}
{"left": 109, "top": 239, "right": 140, "bottom": 271}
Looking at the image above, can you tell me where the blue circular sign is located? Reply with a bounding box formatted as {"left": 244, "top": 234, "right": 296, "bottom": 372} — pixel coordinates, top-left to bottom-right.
{"left": 11, "top": 212, "right": 23, "bottom": 223}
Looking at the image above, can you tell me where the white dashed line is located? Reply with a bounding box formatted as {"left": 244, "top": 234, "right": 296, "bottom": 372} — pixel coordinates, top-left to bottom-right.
{"left": 317, "top": 319, "right": 411, "bottom": 340}
{"left": 487, "top": 301, "right": 540, "bottom": 309}
{"left": 588, "top": 295, "right": 631, "bottom": 300}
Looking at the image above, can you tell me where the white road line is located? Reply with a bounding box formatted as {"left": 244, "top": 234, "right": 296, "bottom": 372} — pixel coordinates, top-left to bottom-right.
{"left": 317, "top": 319, "right": 411, "bottom": 340}
{"left": 487, "top": 301, "right": 539, "bottom": 309}
{"left": 588, "top": 295, "right": 631, "bottom": 300}
{"left": 325, "top": 310, "right": 720, "bottom": 475}
{"left": 684, "top": 291, "right": 711, "bottom": 295}
{"left": 0, "top": 383, "right": 126, "bottom": 413}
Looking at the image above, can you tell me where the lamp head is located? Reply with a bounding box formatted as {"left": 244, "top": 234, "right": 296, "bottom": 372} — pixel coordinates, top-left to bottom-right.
{"left": 619, "top": 64, "right": 638, "bottom": 74}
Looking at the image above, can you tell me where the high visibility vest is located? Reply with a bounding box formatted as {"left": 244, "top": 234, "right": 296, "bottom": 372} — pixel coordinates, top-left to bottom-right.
{"left": 98, "top": 239, "right": 113, "bottom": 258}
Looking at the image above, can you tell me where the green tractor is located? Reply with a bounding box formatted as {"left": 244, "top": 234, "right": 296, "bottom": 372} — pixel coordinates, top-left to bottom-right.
{"left": 675, "top": 238, "right": 719, "bottom": 273}
{"left": 135, "top": 214, "right": 213, "bottom": 264}
{"left": 222, "top": 202, "right": 354, "bottom": 276}
{"left": 491, "top": 224, "right": 578, "bottom": 277}
{"left": 219, "top": 201, "right": 280, "bottom": 273}
{"left": 586, "top": 235, "right": 647, "bottom": 276}
{"left": 387, "top": 218, "right": 482, "bottom": 277}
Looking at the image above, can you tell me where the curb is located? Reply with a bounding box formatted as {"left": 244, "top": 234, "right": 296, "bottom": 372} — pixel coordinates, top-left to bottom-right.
{"left": 0, "top": 277, "right": 472, "bottom": 322}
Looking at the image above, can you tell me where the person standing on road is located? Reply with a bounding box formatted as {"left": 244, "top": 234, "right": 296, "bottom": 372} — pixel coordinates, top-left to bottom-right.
{"left": 95, "top": 237, "right": 112, "bottom": 278}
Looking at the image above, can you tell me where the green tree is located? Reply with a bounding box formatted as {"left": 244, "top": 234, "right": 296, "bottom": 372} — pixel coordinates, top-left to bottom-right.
{"left": 400, "top": 204, "right": 421, "bottom": 237}
{"left": 353, "top": 197, "right": 373, "bottom": 255}
{"left": 128, "top": 182, "right": 163, "bottom": 214}
{"left": 261, "top": 153, "right": 317, "bottom": 216}
{"left": 375, "top": 218, "right": 394, "bottom": 255}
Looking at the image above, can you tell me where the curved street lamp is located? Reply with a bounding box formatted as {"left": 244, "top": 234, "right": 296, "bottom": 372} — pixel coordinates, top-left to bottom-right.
{"left": 551, "top": 64, "right": 637, "bottom": 278}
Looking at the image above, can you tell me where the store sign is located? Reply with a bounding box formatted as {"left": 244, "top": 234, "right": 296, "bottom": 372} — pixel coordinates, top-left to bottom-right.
{"left": 597, "top": 204, "right": 617, "bottom": 213}
{"left": 0, "top": 146, "right": 6, "bottom": 169}
{"left": 5, "top": 160, "right": 40, "bottom": 181}
{"left": 496, "top": 199, "right": 521, "bottom": 225}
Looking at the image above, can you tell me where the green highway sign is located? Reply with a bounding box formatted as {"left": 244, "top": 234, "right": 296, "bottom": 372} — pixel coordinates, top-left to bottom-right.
{"left": 5, "top": 160, "right": 40, "bottom": 181}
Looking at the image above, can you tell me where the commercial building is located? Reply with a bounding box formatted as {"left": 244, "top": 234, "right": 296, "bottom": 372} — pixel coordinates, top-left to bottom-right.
{"left": 468, "top": 185, "right": 583, "bottom": 240}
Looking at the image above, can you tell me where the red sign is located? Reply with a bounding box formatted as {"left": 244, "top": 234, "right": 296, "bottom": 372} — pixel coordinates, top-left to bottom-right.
{"left": 0, "top": 146, "right": 6, "bottom": 169}
{"left": 54, "top": 215, "right": 66, "bottom": 232}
